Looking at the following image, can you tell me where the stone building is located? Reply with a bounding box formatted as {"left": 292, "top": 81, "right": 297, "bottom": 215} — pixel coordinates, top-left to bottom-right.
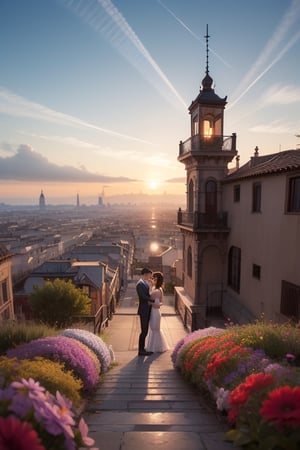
{"left": 175, "top": 30, "right": 300, "bottom": 330}
{"left": 0, "top": 244, "right": 15, "bottom": 321}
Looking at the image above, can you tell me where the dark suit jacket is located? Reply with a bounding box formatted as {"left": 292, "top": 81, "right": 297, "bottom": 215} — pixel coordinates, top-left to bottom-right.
{"left": 136, "top": 279, "right": 152, "bottom": 317}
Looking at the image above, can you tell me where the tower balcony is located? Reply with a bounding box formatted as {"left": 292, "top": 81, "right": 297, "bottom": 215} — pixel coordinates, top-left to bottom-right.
{"left": 177, "top": 209, "right": 229, "bottom": 232}
{"left": 178, "top": 133, "right": 236, "bottom": 158}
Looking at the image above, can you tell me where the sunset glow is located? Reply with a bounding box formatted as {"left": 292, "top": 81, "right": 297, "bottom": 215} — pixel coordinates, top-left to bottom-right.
{"left": 0, "top": 1, "right": 299, "bottom": 205}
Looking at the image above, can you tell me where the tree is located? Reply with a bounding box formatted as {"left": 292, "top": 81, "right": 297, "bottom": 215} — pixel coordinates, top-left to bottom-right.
{"left": 29, "top": 278, "right": 91, "bottom": 328}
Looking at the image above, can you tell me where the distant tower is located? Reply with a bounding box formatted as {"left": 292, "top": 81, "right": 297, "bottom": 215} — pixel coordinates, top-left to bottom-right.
{"left": 98, "top": 186, "right": 106, "bottom": 206}
{"left": 39, "top": 190, "right": 46, "bottom": 209}
{"left": 76, "top": 193, "right": 80, "bottom": 208}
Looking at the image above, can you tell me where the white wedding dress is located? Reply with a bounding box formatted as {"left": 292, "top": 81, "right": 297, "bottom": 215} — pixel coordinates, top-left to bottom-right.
{"left": 146, "top": 289, "right": 169, "bottom": 353}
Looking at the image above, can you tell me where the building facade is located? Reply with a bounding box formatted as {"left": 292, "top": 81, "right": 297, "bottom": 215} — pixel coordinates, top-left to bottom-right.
{"left": 222, "top": 148, "right": 300, "bottom": 325}
{"left": 0, "top": 245, "right": 15, "bottom": 321}
{"left": 175, "top": 31, "right": 300, "bottom": 330}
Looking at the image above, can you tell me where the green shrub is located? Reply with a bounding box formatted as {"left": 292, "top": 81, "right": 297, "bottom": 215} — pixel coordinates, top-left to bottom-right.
{"left": 29, "top": 278, "right": 91, "bottom": 328}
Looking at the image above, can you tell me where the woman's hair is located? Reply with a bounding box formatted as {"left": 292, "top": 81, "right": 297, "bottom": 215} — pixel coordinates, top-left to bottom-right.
{"left": 153, "top": 271, "right": 164, "bottom": 289}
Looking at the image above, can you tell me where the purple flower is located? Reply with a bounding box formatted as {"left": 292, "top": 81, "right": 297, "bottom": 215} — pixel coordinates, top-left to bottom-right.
{"left": 224, "top": 371, "right": 239, "bottom": 385}
{"left": 0, "top": 378, "right": 97, "bottom": 450}
{"left": 286, "top": 353, "right": 296, "bottom": 364}
{"left": 11, "top": 378, "right": 45, "bottom": 397}
{"left": 61, "top": 328, "right": 112, "bottom": 372}
{"left": 7, "top": 336, "right": 99, "bottom": 391}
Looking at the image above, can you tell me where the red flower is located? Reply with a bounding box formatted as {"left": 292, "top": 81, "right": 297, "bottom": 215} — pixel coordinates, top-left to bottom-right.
{"left": 229, "top": 383, "right": 250, "bottom": 406}
{"left": 230, "top": 373, "right": 274, "bottom": 406}
{"left": 243, "top": 372, "right": 274, "bottom": 393}
{"left": 260, "top": 386, "right": 300, "bottom": 430}
{"left": 228, "top": 372, "right": 275, "bottom": 426}
{"left": 0, "top": 416, "right": 45, "bottom": 450}
{"left": 204, "top": 353, "right": 229, "bottom": 379}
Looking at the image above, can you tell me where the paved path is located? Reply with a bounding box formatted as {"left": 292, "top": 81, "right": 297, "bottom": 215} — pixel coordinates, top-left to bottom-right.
{"left": 83, "top": 280, "right": 233, "bottom": 450}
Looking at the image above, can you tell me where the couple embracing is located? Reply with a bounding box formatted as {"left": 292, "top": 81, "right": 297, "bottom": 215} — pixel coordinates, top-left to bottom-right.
{"left": 136, "top": 267, "right": 170, "bottom": 356}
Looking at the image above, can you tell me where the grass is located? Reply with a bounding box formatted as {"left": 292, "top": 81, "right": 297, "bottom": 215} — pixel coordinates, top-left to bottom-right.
{"left": 0, "top": 321, "right": 58, "bottom": 355}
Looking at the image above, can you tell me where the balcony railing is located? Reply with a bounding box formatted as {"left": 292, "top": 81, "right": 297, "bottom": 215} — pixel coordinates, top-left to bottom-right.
{"left": 177, "top": 210, "right": 228, "bottom": 230}
{"left": 179, "top": 133, "right": 236, "bottom": 156}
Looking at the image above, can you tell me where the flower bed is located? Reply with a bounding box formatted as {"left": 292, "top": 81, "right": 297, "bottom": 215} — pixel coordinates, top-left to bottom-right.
{"left": 7, "top": 335, "right": 100, "bottom": 391}
{"left": 1, "top": 325, "right": 115, "bottom": 449}
{"left": 0, "top": 377, "right": 96, "bottom": 450}
{"left": 61, "top": 328, "right": 113, "bottom": 372}
{"left": 172, "top": 322, "right": 300, "bottom": 449}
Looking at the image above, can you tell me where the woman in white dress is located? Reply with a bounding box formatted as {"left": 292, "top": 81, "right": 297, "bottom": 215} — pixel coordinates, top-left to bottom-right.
{"left": 146, "top": 271, "right": 170, "bottom": 353}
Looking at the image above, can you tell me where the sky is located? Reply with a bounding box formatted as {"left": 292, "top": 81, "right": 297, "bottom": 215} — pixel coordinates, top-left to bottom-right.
{"left": 0, "top": 0, "right": 300, "bottom": 205}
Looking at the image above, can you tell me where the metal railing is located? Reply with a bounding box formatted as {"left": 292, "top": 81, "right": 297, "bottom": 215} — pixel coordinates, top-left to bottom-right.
{"left": 179, "top": 133, "right": 236, "bottom": 156}
{"left": 177, "top": 210, "right": 228, "bottom": 229}
{"left": 72, "top": 304, "right": 109, "bottom": 334}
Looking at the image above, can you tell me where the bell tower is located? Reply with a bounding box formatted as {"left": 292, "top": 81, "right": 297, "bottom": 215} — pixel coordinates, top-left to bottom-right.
{"left": 176, "top": 26, "right": 237, "bottom": 330}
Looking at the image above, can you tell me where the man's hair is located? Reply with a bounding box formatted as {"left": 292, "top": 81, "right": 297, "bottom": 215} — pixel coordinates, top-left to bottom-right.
{"left": 141, "top": 267, "right": 152, "bottom": 275}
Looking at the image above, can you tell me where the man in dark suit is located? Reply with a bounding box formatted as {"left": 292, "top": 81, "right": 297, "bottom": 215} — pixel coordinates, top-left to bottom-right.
{"left": 136, "top": 267, "right": 154, "bottom": 356}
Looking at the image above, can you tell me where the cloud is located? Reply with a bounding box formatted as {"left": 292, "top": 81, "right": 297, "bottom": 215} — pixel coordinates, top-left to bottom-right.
{"left": 261, "top": 84, "right": 300, "bottom": 105}
{"left": 250, "top": 120, "right": 295, "bottom": 134}
{"left": 156, "top": 0, "right": 232, "bottom": 69}
{"left": 22, "top": 132, "right": 101, "bottom": 150}
{"left": 0, "top": 87, "right": 153, "bottom": 145}
{"left": 60, "top": 0, "right": 188, "bottom": 109}
{"left": 229, "top": 0, "right": 300, "bottom": 109}
{"left": 0, "top": 141, "right": 15, "bottom": 154}
{"left": 0, "top": 144, "right": 138, "bottom": 182}
{"left": 20, "top": 131, "right": 180, "bottom": 169}
{"left": 165, "top": 177, "right": 185, "bottom": 183}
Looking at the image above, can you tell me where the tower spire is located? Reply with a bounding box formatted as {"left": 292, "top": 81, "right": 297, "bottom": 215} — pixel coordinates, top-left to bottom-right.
{"left": 201, "top": 24, "right": 213, "bottom": 91}
{"left": 205, "top": 24, "right": 210, "bottom": 76}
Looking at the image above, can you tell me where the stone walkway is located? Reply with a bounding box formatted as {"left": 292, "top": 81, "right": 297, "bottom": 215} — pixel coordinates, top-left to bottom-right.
{"left": 83, "top": 280, "right": 234, "bottom": 450}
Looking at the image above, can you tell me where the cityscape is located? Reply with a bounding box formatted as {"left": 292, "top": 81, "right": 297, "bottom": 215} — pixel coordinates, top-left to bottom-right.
{"left": 1, "top": 3, "right": 300, "bottom": 449}
{"left": 0, "top": 0, "right": 299, "bottom": 330}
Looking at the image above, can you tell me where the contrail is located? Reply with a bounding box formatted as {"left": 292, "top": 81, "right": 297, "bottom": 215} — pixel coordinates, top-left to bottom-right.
{"left": 229, "top": 0, "right": 300, "bottom": 109}
{"left": 228, "top": 29, "right": 300, "bottom": 110}
{"left": 156, "top": 0, "right": 232, "bottom": 69}
{"left": 60, "top": 0, "right": 188, "bottom": 109}
{"left": 0, "top": 87, "right": 153, "bottom": 145}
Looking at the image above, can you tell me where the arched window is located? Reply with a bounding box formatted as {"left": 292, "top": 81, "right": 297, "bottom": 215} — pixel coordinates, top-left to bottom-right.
{"left": 228, "top": 246, "right": 241, "bottom": 292}
{"left": 188, "top": 179, "right": 194, "bottom": 213}
{"left": 205, "top": 180, "right": 217, "bottom": 216}
{"left": 192, "top": 115, "right": 199, "bottom": 135}
{"left": 187, "top": 246, "right": 192, "bottom": 278}
{"left": 203, "top": 119, "right": 213, "bottom": 138}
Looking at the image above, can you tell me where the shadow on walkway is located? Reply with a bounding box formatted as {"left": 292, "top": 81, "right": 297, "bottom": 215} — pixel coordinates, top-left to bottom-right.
{"left": 83, "top": 280, "right": 234, "bottom": 450}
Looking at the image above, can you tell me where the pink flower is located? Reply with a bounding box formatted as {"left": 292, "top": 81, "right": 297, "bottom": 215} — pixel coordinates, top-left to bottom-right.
{"left": 11, "top": 377, "right": 45, "bottom": 396}
{"left": 78, "top": 418, "right": 95, "bottom": 447}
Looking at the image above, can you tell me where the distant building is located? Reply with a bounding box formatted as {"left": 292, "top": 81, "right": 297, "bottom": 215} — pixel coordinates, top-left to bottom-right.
{"left": 39, "top": 190, "right": 46, "bottom": 209}
{"left": 0, "top": 245, "right": 14, "bottom": 321}
{"left": 14, "top": 259, "right": 117, "bottom": 329}
{"left": 76, "top": 193, "right": 80, "bottom": 208}
{"left": 175, "top": 29, "right": 300, "bottom": 330}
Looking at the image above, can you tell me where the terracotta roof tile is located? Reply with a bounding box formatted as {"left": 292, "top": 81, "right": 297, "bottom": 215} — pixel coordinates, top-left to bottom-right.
{"left": 225, "top": 149, "right": 300, "bottom": 182}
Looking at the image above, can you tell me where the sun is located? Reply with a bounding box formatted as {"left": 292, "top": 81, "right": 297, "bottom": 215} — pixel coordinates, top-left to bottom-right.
{"left": 149, "top": 181, "right": 158, "bottom": 190}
